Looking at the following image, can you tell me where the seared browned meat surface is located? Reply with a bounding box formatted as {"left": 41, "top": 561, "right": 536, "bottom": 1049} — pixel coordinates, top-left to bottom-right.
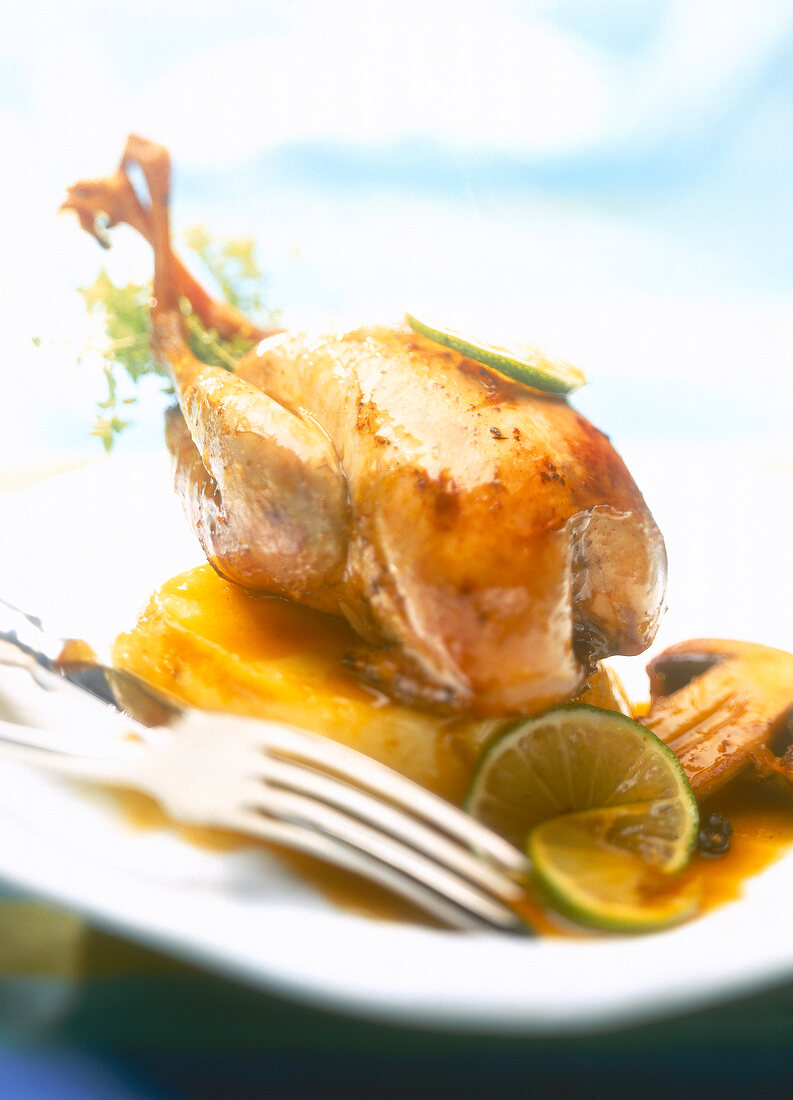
{"left": 64, "top": 136, "right": 667, "bottom": 715}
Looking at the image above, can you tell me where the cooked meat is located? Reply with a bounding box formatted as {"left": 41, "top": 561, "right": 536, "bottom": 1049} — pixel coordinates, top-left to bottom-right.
{"left": 63, "top": 136, "right": 667, "bottom": 715}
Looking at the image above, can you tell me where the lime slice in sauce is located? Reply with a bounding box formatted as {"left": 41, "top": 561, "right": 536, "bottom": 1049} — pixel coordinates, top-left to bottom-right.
{"left": 465, "top": 704, "right": 699, "bottom": 931}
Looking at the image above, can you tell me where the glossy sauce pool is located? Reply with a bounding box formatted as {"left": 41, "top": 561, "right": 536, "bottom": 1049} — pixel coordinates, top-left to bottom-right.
{"left": 111, "top": 565, "right": 793, "bottom": 934}
{"left": 689, "top": 783, "right": 793, "bottom": 912}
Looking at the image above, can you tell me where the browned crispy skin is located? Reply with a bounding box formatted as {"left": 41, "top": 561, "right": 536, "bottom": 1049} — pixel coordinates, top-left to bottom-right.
{"left": 64, "top": 137, "right": 667, "bottom": 716}
{"left": 228, "top": 327, "right": 666, "bottom": 712}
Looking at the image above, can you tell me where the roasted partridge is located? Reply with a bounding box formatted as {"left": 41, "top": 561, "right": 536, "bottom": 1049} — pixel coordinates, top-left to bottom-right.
{"left": 63, "top": 136, "right": 667, "bottom": 715}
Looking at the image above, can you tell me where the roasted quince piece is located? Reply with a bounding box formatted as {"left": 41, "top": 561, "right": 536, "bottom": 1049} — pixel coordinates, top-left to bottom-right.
{"left": 643, "top": 639, "right": 793, "bottom": 798}
{"left": 112, "top": 566, "right": 635, "bottom": 803}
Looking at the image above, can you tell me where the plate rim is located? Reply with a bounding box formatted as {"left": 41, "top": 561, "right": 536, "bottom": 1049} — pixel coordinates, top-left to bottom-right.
{"left": 1, "top": 449, "right": 792, "bottom": 1034}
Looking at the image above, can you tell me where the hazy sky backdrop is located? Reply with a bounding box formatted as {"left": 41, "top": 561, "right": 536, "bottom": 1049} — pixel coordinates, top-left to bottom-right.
{"left": 2, "top": 0, "right": 792, "bottom": 467}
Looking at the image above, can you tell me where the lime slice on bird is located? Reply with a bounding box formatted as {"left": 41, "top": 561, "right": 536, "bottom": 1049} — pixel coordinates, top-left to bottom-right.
{"left": 406, "top": 313, "right": 586, "bottom": 394}
{"left": 465, "top": 704, "right": 699, "bottom": 931}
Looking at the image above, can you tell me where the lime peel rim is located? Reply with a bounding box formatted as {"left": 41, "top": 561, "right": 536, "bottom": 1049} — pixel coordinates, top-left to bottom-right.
{"left": 405, "top": 313, "right": 587, "bottom": 395}
{"left": 464, "top": 703, "right": 700, "bottom": 932}
{"left": 528, "top": 812, "right": 701, "bottom": 933}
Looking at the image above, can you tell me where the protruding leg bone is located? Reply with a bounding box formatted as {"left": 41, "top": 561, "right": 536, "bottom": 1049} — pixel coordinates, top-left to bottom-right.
{"left": 61, "top": 135, "right": 277, "bottom": 343}
{"left": 64, "top": 137, "right": 350, "bottom": 608}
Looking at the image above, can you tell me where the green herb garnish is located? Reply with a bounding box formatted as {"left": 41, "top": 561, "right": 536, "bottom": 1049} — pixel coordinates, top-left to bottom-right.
{"left": 78, "top": 228, "right": 276, "bottom": 451}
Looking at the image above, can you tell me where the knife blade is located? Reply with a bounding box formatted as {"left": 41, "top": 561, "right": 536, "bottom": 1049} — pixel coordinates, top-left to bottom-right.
{"left": 0, "top": 597, "right": 183, "bottom": 727}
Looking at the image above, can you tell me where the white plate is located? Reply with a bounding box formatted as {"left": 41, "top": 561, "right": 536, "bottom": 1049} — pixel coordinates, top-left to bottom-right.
{"left": 1, "top": 447, "right": 792, "bottom": 1035}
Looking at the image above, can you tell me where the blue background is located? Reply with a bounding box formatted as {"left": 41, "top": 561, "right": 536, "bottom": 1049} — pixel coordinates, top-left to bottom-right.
{"left": 2, "top": 0, "right": 792, "bottom": 474}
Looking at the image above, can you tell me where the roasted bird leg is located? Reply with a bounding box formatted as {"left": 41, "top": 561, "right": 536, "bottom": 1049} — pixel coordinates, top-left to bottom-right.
{"left": 64, "top": 137, "right": 668, "bottom": 716}
{"left": 61, "top": 136, "right": 276, "bottom": 344}
{"left": 76, "top": 137, "right": 351, "bottom": 612}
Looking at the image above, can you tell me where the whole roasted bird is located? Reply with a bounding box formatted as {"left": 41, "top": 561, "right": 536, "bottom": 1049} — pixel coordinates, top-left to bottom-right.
{"left": 63, "top": 136, "right": 667, "bottom": 715}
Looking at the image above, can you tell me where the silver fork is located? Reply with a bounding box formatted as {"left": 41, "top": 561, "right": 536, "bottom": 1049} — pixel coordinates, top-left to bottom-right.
{"left": 0, "top": 708, "right": 532, "bottom": 933}
{"left": 0, "top": 597, "right": 532, "bottom": 930}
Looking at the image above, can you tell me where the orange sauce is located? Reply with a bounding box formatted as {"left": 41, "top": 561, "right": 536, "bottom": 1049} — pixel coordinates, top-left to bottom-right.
{"left": 110, "top": 565, "right": 793, "bottom": 932}
{"left": 689, "top": 783, "right": 793, "bottom": 913}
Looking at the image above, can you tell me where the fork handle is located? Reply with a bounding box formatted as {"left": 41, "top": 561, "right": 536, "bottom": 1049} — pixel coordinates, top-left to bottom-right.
{"left": 0, "top": 719, "right": 145, "bottom": 784}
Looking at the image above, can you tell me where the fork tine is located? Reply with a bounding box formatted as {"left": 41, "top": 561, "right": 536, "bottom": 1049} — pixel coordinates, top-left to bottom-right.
{"left": 0, "top": 700, "right": 537, "bottom": 931}
{"left": 0, "top": 723, "right": 528, "bottom": 930}
{"left": 238, "top": 782, "right": 529, "bottom": 929}
{"left": 250, "top": 755, "right": 529, "bottom": 902}
{"left": 226, "top": 804, "right": 528, "bottom": 932}
{"left": 245, "top": 720, "right": 528, "bottom": 874}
